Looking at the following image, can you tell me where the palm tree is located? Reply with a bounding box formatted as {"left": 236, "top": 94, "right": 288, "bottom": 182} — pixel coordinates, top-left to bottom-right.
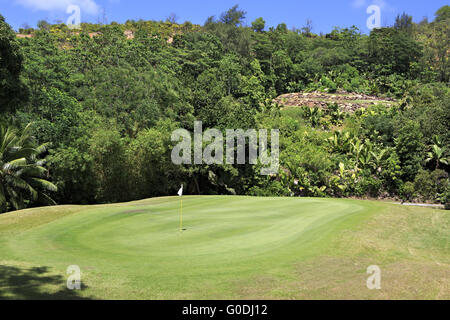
{"left": 425, "top": 135, "right": 449, "bottom": 169}
{"left": 0, "top": 123, "right": 57, "bottom": 213}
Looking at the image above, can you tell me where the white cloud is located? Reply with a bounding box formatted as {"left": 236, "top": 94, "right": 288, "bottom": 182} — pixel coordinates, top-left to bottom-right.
{"left": 15, "top": 0, "right": 100, "bottom": 15}
{"left": 352, "top": 0, "right": 367, "bottom": 8}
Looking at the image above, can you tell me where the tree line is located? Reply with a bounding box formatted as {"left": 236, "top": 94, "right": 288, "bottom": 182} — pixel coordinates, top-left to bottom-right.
{"left": 0, "top": 5, "right": 449, "bottom": 212}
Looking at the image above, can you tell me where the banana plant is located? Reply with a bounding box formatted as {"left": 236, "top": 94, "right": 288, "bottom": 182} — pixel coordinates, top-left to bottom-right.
{"left": 301, "top": 107, "right": 324, "bottom": 128}
{"left": 329, "top": 162, "right": 358, "bottom": 196}
{"left": 334, "top": 162, "right": 348, "bottom": 193}
{"left": 370, "top": 148, "right": 388, "bottom": 172}
{"left": 350, "top": 139, "right": 364, "bottom": 166}
{"left": 358, "top": 141, "right": 373, "bottom": 169}
{"left": 424, "top": 135, "right": 448, "bottom": 169}
{"left": 350, "top": 139, "right": 379, "bottom": 170}
{"left": 426, "top": 144, "right": 449, "bottom": 169}
{"left": 327, "top": 103, "right": 345, "bottom": 125}
{"left": 327, "top": 131, "right": 352, "bottom": 154}
{"left": 311, "top": 108, "right": 324, "bottom": 127}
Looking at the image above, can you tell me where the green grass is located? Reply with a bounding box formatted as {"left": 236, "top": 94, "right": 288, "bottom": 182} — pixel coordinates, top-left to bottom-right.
{"left": 0, "top": 196, "right": 448, "bottom": 299}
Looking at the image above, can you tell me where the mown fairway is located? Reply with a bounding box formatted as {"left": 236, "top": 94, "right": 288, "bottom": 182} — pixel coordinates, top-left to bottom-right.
{"left": 0, "top": 196, "right": 448, "bottom": 299}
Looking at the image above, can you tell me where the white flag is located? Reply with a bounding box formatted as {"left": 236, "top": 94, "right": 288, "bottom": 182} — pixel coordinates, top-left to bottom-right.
{"left": 177, "top": 185, "right": 183, "bottom": 197}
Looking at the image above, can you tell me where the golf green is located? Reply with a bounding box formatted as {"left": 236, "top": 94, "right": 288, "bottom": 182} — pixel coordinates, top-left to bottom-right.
{"left": 0, "top": 196, "right": 448, "bottom": 299}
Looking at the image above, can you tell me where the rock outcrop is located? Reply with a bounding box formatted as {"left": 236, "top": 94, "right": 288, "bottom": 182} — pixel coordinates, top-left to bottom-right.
{"left": 275, "top": 91, "right": 396, "bottom": 112}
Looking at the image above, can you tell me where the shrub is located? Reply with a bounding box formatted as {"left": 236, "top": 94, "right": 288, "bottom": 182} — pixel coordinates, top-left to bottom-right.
{"left": 414, "top": 170, "right": 436, "bottom": 201}
{"left": 431, "top": 169, "right": 449, "bottom": 194}
{"left": 356, "top": 173, "right": 382, "bottom": 197}
{"left": 248, "top": 181, "right": 291, "bottom": 197}
{"left": 394, "top": 120, "right": 425, "bottom": 181}
{"left": 440, "top": 185, "right": 450, "bottom": 210}
{"left": 380, "top": 151, "right": 403, "bottom": 194}
{"left": 319, "top": 76, "right": 337, "bottom": 93}
{"left": 414, "top": 169, "right": 449, "bottom": 202}
{"left": 400, "top": 182, "right": 415, "bottom": 202}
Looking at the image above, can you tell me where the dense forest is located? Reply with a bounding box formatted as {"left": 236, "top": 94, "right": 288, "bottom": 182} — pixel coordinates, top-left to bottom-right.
{"left": 0, "top": 5, "right": 449, "bottom": 213}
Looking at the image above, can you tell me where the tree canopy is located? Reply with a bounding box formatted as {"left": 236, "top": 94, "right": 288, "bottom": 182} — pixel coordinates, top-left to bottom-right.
{"left": 0, "top": 5, "right": 449, "bottom": 212}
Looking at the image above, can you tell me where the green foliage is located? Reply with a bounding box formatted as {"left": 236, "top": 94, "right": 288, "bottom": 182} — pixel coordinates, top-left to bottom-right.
{"left": 400, "top": 181, "right": 416, "bottom": 202}
{"left": 414, "top": 169, "right": 449, "bottom": 202}
{"left": 441, "top": 184, "right": 450, "bottom": 210}
{"left": 47, "top": 145, "right": 96, "bottom": 205}
{"left": 220, "top": 5, "right": 246, "bottom": 26}
{"left": 0, "top": 5, "right": 448, "bottom": 210}
{"left": 425, "top": 135, "right": 449, "bottom": 169}
{"left": 0, "top": 14, "right": 28, "bottom": 113}
{"left": 127, "top": 120, "right": 180, "bottom": 199}
{"left": 394, "top": 13, "right": 413, "bottom": 34}
{"left": 368, "top": 27, "right": 422, "bottom": 76}
{"left": 0, "top": 123, "right": 57, "bottom": 212}
{"left": 434, "top": 5, "right": 450, "bottom": 22}
{"left": 379, "top": 151, "right": 402, "bottom": 194}
{"left": 394, "top": 120, "right": 425, "bottom": 181}
{"left": 15, "top": 87, "right": 85, "bottom": 147}
{"left": 319, "top": 76, "right": 337, "bottom": 93}
{"left": 88, "top": 127, "right": 128, "bottom": 203}
{"left": 251, "top": 18, "right": 266, "bottom": 32}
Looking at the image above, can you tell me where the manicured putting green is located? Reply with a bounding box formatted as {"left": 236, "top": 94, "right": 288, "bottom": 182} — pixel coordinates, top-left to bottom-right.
{"left": 0, "top": 196, "right": 447, "bottom": 299}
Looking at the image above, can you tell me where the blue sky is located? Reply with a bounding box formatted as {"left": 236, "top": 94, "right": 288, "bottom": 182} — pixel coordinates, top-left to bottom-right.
{"left": 0, "top": 0, "right": 447, "bottom": 33}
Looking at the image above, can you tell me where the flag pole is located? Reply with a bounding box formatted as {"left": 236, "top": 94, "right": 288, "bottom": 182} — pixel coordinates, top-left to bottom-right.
{"left": 178, "top": 184, "right": 183, "bottom": 232}
{"left": 179, "top": 196, "right": 183, "bottom": 232}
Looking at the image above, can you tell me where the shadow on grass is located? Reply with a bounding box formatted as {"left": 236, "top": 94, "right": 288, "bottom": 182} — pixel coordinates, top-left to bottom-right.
{"left": 0, "top": 265, "right": 92, "bottom": 300}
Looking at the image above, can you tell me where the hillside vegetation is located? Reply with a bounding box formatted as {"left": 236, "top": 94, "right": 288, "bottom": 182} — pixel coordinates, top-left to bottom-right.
{"left": 0, "top": 5, "right": 449, "bottom": 213}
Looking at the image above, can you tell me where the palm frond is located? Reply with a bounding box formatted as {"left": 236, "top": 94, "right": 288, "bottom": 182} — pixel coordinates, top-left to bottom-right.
{"left": 3, "top": 158, "right": 28, "bottom": 171}
{"left": 35, "top": 143, "right": 51, "bottom": 156}
{"left": 29, "top": 178, "right": 58, "bottom": 192}
{"left": 0, "top": 185, "right": 6, "bottom": 206}
{"left": 4, "top": 174, "right": 30, "bottom": 190}
{"left": 5, "top": 147, "right": 38, "bottom": 162}
{"left": 37, "top": 192, "right": 57, "bottom": 206}
{"left": 1, "top": 122, "right": 57, "bottom": 212}
{"left": 19, "top": 166, "right": 48, "bottom": 178}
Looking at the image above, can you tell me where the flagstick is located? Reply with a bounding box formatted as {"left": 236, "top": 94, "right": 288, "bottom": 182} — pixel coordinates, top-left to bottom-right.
{"left": 179, "top": 196, "right": 183, "bottom": 232}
